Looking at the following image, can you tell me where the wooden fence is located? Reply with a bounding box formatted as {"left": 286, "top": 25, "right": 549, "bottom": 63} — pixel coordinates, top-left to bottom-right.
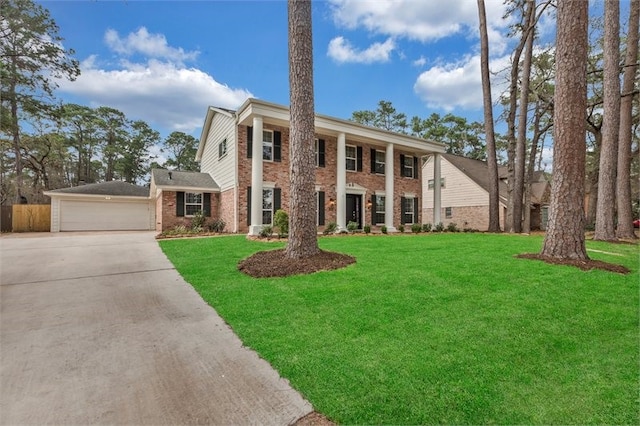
{"left": 11, "top": 204, "right": 51, "bottom": 232}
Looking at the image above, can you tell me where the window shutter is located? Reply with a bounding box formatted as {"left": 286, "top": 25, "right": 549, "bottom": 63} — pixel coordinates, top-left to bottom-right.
{"left": 247, "top": 187, "right": 251, "bottom": 226}
{"left": 357, "top": 146, "right": 363, "bottom": 172}
{"left": 247, "top": 126, "right": 253, "bottom": 158}
{"left": 204, "top": 193, "right": 211, "bottom": 217}
{"left": 274, "top": 188, "right": 281, "bottom": 212}
{"left": 371, "top": 194, "right": 376, "bottom": 225}
{"left": 318, "top": 139, "right": 325, "bottom": 167}
{"left": 318, "top": 191, "right": 325, "bottom": 226}
{"left": 400, "top": 154, "right": 406, "bottom": 177}
{"left": 370, "top": 149, "right": 376, "bottom": 173}
{"left": 176, "top": 192, "right": 185, "bottom": 217}
{"left": 413, "top": 157, "right": 419, "bottom": 179}
{"left": 274, "top": 131, "right": 282, "bottom": 162}
{"left": 414, "top": 198, "right": 419, "bottom": 223}
{"left": 401, "top": 196, "right": 406, "bottom": 224}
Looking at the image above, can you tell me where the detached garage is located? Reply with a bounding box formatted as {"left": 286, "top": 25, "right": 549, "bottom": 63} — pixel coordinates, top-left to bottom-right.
{"left": 44, "top": 181, "right": 154, "bottom": 232}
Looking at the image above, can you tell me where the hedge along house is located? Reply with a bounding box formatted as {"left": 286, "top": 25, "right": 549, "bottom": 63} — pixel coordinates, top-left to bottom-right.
{"left": 149, "top": 169, "right": 220, "bottom": 232}
{"left": 197, "top": 98, "right": 447, "bottom": 235}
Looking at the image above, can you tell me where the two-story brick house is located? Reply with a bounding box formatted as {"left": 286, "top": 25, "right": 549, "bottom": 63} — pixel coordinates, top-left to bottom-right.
{"left": 195, "top": 98, "right": 446, "bottom": 235}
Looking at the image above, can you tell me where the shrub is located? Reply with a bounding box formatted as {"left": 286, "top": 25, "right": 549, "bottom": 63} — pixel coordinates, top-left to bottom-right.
{"left": 323, "top": 222, "right": 338, "bottom": 235}
{"left": 347, "top": 221, "right": 358, "bottom": 233}
{"left": 398, "top": 224, "right": 405, "bottom": 233}
{"left": 463, "top": 227, "right": 480, "bottom": 233}
{"left": 381, "top": 225, "right": 388, "bottom": 234}
{"left": 411, "top": 223, "right": 422, "bottom": 234}
{"left": 422, "top": 223, "right": 432, "bottom": 232}
{"left": 434, "top": 222, "right": 445, "bottom": 232}
{"left": 259, "top": 225, "right": 273, "bottom": 239}
{"left": 274, "top": 209, "right": 289, "bottom": 238}
{"left": 208, "top": 219, "right": 226, "bottom": 233}
{"left": 363, "top": 224, "right": 371, "bottom": 234}
{"left": 174, "top": 225, "right": 190, "bottom": 234}
{"left": 191, "top": 211, "right": 206, "bottom": 230}
{"left": 446, "top": 222, "right": 459, "bottom": 232}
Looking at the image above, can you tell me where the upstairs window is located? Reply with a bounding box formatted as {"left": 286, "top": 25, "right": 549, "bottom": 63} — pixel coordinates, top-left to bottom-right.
{"left": 346, "top": 145, "right": 357, "bottom": 171}
{"left": 428, "top": 178, "right": 446, "bottom": 189}
{"left": 402, "top": 155, "right": 415, "bottom": 178}
{"left": 218, "top": 138, "right": 227, "bottom": 159}
{"left": 262, "top": 130, "right": 274, "bottom": 161}
{"left": 371, "top": 149, "right": 385, "bottom": 175}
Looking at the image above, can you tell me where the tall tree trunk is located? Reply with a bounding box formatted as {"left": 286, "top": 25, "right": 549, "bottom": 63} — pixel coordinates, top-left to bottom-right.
{"left": 616, "top": 0, "right": 640, "bottom": 239}
{"left": 541, "top": 0, "right": 589, "bottom": 260}
{"left": 594, "top": 0, "right": 621, "bottom": 241}
{"left": 477, "top": 0, "right": 501, "bottom": 232}
{"left": 285, "top": 0, "right": 319, "bottom": 259}
{"left": 523, "top": 102, "right": 548, "bottom": 233}
{"left": 512, "top": 0, "right": 535, "bottom": 233}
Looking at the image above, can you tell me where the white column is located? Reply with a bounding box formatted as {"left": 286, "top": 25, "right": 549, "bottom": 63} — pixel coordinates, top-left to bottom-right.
{"left": 336, "top": 132, "right": 346, "bottom": 232}
{"left": 433, "top": 153, "right": 442, "bottom": 225}
{"left": 249, "top": 117, "right": 263, "bottom": 235}
{"left": 385, "top": 143, "right": 396, "bottom": 232}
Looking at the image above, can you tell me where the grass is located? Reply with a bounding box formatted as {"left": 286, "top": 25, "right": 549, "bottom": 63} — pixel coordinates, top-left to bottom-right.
{"left": 159, "top": 233, "right": 639, "bottom": 425}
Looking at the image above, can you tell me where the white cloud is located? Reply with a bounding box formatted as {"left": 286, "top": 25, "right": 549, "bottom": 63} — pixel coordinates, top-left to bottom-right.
{"left": 413, "top": 54, "right": 511, "bottom": 111}
{"left": 329, "top": 0, "right": 509, "bottom": 44}
{"left": 413, "top": 56, "right": 427, "bottom": 67}
{"left": 57, "top": 30, "right": 252, "bottom": 134}
{"left": 327, "top": 36, "right": 396, "bottom": 64}
{"left": 104, "top": 27, "right": 199, "bottom": 64}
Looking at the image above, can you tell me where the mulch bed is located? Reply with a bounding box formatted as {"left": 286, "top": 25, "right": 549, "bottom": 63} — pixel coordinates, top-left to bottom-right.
{"left": 238, "top": 248, "right": 356, "bottom": 278}
{"left": 516, "top": 253, "right": 630, "bottom": 274}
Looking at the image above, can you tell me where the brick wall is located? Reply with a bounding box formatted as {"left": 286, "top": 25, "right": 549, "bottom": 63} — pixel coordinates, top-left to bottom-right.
{"left": 158, "top": 191, "right": 220, "bottom": 232}
{"left": 422, "top": 205, "right": 507, "bottom": 231}
{"left": 236, "top": 124, "right": 422, "bottom": 232}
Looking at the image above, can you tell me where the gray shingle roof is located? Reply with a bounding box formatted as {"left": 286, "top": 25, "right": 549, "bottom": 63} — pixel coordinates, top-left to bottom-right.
{"left": 151, "top": 169, "right": 219, "bottom": 190}
{"left": 48, "top": 181, "right": 149, "bottom": 197}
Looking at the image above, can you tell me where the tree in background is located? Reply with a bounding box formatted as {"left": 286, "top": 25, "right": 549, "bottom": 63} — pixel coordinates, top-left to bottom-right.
{"left": 477, "top": 0, "right": 501, "bottom": 233}
{"left": 0, "top": 0, "right": 80, "bottom": 203}
{"left": 118, "top": 120, "right": 159, "bottom": 183}
{"left": 352, "top": 100, "right": 408, "bottom": 134}
{"left": 161, "top": 131, "right": 199, "bottom": 172}
{"left": 594, "top": 0, "right": 621, "bottom": 241}
{"left": 541, "top": 0, "right": 589, "bottom": 260}
{"left": 285, "top": 0, "right": 319, "bottom": 259}
{"left": 616, "top": 0, "right": 639, "bottom": 239}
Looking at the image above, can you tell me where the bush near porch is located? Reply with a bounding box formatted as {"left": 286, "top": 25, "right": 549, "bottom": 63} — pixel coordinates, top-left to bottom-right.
{"left": 159, "top": 234, "right": 638, "bottom": 425}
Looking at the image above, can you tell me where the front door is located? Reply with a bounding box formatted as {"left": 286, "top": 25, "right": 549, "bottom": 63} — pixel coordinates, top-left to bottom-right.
{"left": 345, "top": 194, "right": 362, "bottom": 229}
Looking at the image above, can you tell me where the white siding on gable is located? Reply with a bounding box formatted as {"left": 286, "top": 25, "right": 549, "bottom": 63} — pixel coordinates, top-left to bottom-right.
{"left": 422, "top": 156, "right": 489, "bottom": 209}
{"left": 200, "top": 112, "right": 237, "bottom": 191}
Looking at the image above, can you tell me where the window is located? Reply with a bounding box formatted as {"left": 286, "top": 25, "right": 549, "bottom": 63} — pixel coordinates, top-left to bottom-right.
{"left": 403, "top": 197, "right": 415, "bottom": 224}
{"left": 428, "top": 178, "right": 446, "bottom": 189}
{"left": 375, "top": 150, "right": 385, "bottom": 174}
{"left": 445, "top": 207, "right": 452, "bottom": 218}
{"left": 185, "top": 192, "right": 203, "bottom": 216}
{"left": 315, "top": 139, "right": 326, "bottom": 167}
{"left": 375, "top": 195, "right": 385, "bottom": 225}
{"left": 346, "top": 145, "right": 357, "bottom": 171}
{"left": 262, "top": 188, "right": 274, "bottom": 225}
{"left": 218, "top": 138, "right": 227, "bottom": 159}
{"left": 403, "top": 155, "right": 415, "bottom": 178}
{"left": 262, "top": 130, "right": 274, "bottom": 161}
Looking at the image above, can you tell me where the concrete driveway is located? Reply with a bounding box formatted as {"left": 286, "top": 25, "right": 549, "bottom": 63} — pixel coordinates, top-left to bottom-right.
{"left": 0, "top": 231, "right": 312, "bottom": 425}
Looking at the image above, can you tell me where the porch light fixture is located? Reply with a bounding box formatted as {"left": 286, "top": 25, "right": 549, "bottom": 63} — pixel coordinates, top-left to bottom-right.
{"left": 328, "top": 198, "right": 335, "bottom": 207}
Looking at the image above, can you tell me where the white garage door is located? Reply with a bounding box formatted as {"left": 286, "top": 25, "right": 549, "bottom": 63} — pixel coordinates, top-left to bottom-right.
{"left": 60, "top": 200, "right": 150, "bottom": 231}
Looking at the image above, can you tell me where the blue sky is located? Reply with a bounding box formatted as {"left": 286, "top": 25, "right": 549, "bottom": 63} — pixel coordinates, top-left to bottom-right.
{"left": 40, "top": 0, "right": 613, "bottom": 148}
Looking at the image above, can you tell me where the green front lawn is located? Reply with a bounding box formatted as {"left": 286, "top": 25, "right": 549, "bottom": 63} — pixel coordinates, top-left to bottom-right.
{"left": 159, "top": 234, "right": 638, "bottom": 425}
